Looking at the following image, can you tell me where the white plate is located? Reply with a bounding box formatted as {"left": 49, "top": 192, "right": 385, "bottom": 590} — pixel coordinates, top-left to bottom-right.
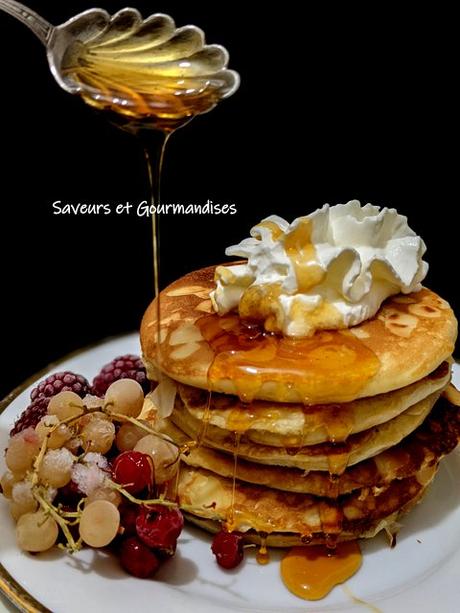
{"left": 1, "top": 333, "right": 460, "bottom": 613}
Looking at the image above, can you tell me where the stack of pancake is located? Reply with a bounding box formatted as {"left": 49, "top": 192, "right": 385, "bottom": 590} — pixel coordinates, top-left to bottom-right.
{"left": 141, "top": 265, "right": 459, "bottom": 547}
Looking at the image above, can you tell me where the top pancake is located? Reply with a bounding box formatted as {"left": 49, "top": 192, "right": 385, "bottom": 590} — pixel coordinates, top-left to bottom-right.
{"left": 141, "top": 265, "right": 457, "bottom": 403}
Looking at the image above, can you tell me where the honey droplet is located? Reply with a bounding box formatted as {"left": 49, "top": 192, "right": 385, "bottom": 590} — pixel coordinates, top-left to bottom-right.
{"left": 256, "top": 546, "right": 270, "bottom": 565}
{"left": 256, "top": 533, "right": 270, "bottom": 565}
{"left": 197, "top": 391, "right": 212, "bottom": 447}
{"left": 284, "top": 218, "right": 326, "bottom": 293}
{"left": 225, "top": 432, "right": 241, "bottom": 532}
{"left": 280, "top": 541, "right": 362, "bottom": 601}
{"left": 226, "top": 407, "right": 257, "bottom": 433}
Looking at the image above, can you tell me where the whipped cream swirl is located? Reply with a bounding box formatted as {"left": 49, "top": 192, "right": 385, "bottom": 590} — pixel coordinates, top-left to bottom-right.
{"left": 210, "top": 200, "right": 428, "bottom": 337}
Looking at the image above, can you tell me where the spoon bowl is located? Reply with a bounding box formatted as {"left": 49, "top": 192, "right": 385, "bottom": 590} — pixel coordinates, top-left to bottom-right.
{"left": 0, "top": 1, "right": 239, "bottom": 125}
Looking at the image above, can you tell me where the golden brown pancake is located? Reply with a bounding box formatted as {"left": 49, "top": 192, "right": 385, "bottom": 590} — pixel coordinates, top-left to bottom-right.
{"left": 183, "top": 485, "right": 427, "bottom": 547}
{"left": 177, "top": 362, "right": 450, "bottom": 446}
{"left": 169, "top": 390, "right": 441, "bottom": 473}
{"left": 177, "top": 463, "right": 438, "bottom": 546}
{"left": 163, "top": 394, "right": 460, "bottom": 496}
{"left": 141, "top": 266, "right": 457, "bottom": 404}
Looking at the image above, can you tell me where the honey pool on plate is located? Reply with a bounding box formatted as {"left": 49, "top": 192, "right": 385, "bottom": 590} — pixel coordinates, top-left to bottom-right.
{"left": 281, "top": 541, "right": 362, "bottom": 600}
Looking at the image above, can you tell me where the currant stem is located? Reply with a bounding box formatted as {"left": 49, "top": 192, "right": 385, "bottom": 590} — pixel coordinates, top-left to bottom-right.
{"left": 105, "top": 410, "right": 190, "bottom": 451}
{"left": 108, "top": 479, "right": 177, "bottom": 508}
{"left": 34, "top": 490, "right": 81, "bottom": 553}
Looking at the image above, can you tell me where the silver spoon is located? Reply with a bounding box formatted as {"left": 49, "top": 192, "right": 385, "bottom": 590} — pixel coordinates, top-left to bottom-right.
{"left": 0, "top": 0, "right": 240, "bottom": 123}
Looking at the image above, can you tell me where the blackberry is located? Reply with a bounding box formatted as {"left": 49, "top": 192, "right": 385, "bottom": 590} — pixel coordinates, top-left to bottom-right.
{"left": 92, "top": 355, "right": 149, "bottom": 396}
{"left": 30, "top": 371, "right": 90, "bottom": 401}
{"left": 10, "top": 397, "right": 49, "bottom": 436}
{"left": 11, "top": 371, "right": 90, "bottom": 436}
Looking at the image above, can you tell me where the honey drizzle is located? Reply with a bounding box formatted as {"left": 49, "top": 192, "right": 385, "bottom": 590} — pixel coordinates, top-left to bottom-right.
{"left": 236, "top": 218, "right": 348, "bottom": 334}
{"left": 196, "top": 314, "right": 380, "bottom": 405}
{"left": 327, "top": 447, "right": 352, "bottom": 477}
{"left": 298, "top": 404, "right": 355, "bottom": 471}
{"left": 303, "top": 403, "right": 356, "bottom": 444}
{"left": 327, "top": 472, "right": 341, "bottom": 499}
{"left": 256, "top": 532, "right": 270, "bottom": 565}
{"left": 197, "top": 390, "right": 213, "bottom": 448}
{"left": 171, "top": 453, "right": 182, "bottom": 501}
{"left": 226, "top": 405, "right": 257, "bottom": 433}
{"left": 284, "top": 219, "right": 325, "bottom": 293}
{"left": 226, "top": 431, "right": 241, "bottom": 531}
{"left": 258, "top": 220, "right": 284, "bottom": 240}
{"left": 143, "top": 129, "right": 171, "bottom": 374}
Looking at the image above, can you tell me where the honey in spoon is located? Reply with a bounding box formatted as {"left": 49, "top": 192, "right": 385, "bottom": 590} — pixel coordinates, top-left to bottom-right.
{"left": 58, "top": 9, "right": 239, "bottom": 133}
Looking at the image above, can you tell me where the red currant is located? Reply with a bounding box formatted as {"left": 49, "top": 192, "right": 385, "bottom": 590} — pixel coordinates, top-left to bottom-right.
{"left": 56, "top": 479, "right": 84, "bottom": 507}
{"left": 119, "top": 503, "right": 139, "bottom": 537}
{"left": 135, "top": 504, "right": 184, "bottom": 554}
{"left": 211, "top": 530, "right": 244, "bottom": 569}
{"left": 119, "top": 537, "right": 160, "bottom": 578}
{"left": 112, "top": 451, "right": 153, "bottom": 494}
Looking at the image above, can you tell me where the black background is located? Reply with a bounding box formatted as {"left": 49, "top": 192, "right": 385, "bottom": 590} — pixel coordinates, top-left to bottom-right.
{"left": 0, "top": 1, "right": 457, "bottom": 398}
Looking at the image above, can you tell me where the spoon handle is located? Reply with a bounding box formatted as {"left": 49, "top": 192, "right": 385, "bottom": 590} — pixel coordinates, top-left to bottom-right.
{"left": 0, "top": 0, "right": 53, "bottom": 45}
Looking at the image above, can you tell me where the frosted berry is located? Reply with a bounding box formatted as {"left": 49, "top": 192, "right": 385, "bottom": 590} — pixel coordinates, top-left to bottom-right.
{"left": 92, "top": 355, "right": 149, "bottom": 397}
{"left": 6, "top": 428, "right": 40, "bottom": 476}
{"left": 134, "top": 435, "right": 179, "bottom": 485}
{"left": 116, "top": 423, "right": 148, "bottom": 452}
{"left": 10, "top": 481, "right": 38, "bottom": 520}
{"left": 30, "top": 372, "right": 90, "bottom": 402}
{"left": 136, "top": 504, "right": 184, "bottom": 554}
{"left": 119, "top": 537, "right": 160, "bottom": 578}
{"left": 0, "top": 471, "right": 16, "bottom": 499}
{"left": 80, "top": 416, "right": 115, "bottom": 454}
{"left": 47, "top": 391, "right": 84, "bottom": 421}
{"left": 16, "top": 510, "right": 59, "bottom": 552}
{"left": 85, "top": 487, "right": 122, "bottom": 508}
{"left": 11, "top": 372, "right": 89, "bottom": 436}
{"left": 211, "top": 530, "right": 244, "bottom": 569}
{"left": 57, "top": 479, "right": 84, "bottom": 507}
{"left": 35, "top": 415, "right": 73, "bottom": 449}
{"left": 79, "top": 500, "right": 120, "bottom": 548}
{"left": 112, "top": 451, "right": 153, "bottom": 494}
{"left": 10, "top": 397, "right": 49, "bottom": 437}
{"left": 105, "top": 380, "right": 144, "bottom": 419}
{"left": 38, "top": 448, "right": 75, "bottom": 488}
